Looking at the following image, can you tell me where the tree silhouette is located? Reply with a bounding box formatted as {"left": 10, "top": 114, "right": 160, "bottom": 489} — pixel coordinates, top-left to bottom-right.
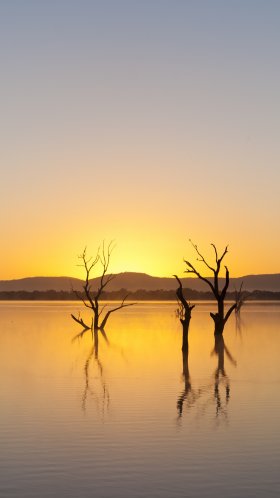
{"left": 174, "top": 275, "right": 195, "bottom": 351}
{"left": 71, "top": 242, "right": 134, "bottom": 331}
{"left": 234, "top": 282, "right": 248, "bottom": 315}
{"left": 184, "top": 241, "right": 236, "bottom": 335}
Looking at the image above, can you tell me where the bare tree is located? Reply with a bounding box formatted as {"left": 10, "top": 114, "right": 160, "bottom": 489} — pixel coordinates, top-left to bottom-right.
{"left": 174, "top": 275, "right": 195, "bottom": 351}
{"left": 71, "top": 242, "right": 135, "bottom": 331}
{"left": 234, "top": 282, "right": 248, "bottom": 314}
{"left": 184, "top": 241, "right": 236, "bottom": 335}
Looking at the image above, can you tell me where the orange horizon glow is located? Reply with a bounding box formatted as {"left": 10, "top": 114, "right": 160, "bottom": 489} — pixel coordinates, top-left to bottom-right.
{"left": 1, "top": 234, "right": 279, "bottom": 280}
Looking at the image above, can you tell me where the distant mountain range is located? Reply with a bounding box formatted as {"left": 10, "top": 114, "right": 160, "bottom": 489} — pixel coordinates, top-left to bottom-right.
{"left": 1, "top": 272, "right": 280, "bottom": 292}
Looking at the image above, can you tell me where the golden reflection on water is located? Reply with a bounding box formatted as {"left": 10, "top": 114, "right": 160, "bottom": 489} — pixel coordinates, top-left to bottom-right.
{"left": 1, "top": 301, "right": 280, "bottom": 425}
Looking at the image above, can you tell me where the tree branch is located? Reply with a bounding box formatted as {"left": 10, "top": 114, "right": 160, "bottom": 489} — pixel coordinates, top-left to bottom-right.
{"left": 71, "top": 313, "right": 91, "bottom": 330}
{"left": 224, "top": 302, "right": 237, "bottom": 323}
{"left": 218, "top": 245, "right": 228, "bottom": 265}
{"left": 221, "top": 266, "right": 230, "bottom": 299}
{"left": 211, "top": 243, "right": 218, "bottom": 264}
{"left": 184, "top": 260, "right": 216, "bottom": 295}
{"left": 190, "top": 239, "right": 215, "bottom": 272}
{"left": 99, "top": 298, "right": 136, "bottom": 330}
{"left": 73, "top": 289, "right": 92, "bottom": 309}
{"left": 173, "top": 275, "right": 195, "bottom": 314}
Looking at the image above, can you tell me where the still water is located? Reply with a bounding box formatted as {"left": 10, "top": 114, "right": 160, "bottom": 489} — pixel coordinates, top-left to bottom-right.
{"left": 0, "top": 301, "right": 280, "bottom": 497}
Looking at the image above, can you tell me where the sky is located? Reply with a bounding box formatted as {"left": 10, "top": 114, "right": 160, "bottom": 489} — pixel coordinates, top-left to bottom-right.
{"left": 1, "top": 0, "right": 280, "bottom": 279}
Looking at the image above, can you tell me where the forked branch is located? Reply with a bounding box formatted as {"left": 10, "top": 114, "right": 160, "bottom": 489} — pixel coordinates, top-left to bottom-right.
{"left": 71, "top": 313, "right": 91, "bottom": 330}
{"left": 99, "top": 297, "right": 135, "bottom": 330}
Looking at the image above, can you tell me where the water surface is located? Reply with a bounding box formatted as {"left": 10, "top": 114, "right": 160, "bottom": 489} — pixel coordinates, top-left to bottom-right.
{"left": 0, "top": 301, "right": 280, "bottom": 497}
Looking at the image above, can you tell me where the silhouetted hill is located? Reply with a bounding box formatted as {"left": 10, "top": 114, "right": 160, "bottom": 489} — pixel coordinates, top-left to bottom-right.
{"left": 90, "top": 272, "right": 280, "bottom": 292}
{"left": 0, "top": 276, "right": 81, "bottom": 292}
{"left": 0, "top": 272, "right": 280, "bottom": 292}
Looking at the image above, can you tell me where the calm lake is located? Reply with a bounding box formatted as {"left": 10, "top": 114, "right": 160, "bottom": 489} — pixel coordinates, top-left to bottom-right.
{"left": 0, "top": 301, "right": 280, "bottom": 497}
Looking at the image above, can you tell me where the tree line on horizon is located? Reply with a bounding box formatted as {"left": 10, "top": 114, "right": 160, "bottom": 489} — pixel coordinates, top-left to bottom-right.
{"left": 1, "top": 288, "right": 278, "bottom": 301}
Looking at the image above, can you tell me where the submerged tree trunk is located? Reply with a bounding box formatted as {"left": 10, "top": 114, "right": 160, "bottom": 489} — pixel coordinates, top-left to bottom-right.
{"left": 181, "top": 317, "right": 190, "bottom": 351}
{"left": 93, "top": 327, "right": 99, "bottom": 356}
{"left": 213, "top": 334, "right": 225, "bottom": 370}
{"left": 210, "top": 298, "right": 237, "bottom": 335}
{"left": 211, "top": 313, "right": 226, "bottom": 335}
{"left": 174, "top": 275, "right": 195, "bottom": 351}
{"left": 93, "top": 310, "right": 99, "bottom": 331}
{"left": 182, "top": 344, "right": 189, "bottom": 377}
{"left": 177, "top": 344, "right": 191, "bottom": 417}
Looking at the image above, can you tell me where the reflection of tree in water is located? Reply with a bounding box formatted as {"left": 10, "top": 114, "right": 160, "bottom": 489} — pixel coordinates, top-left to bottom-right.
{"left": 234, "top": 282, "right": 247, "bottom": 337}
{"left": 211, "top": 335, "right": 237, "bottom": 420}
{"left": 72, "top": 327, "right": 110, "bottom": 416}
{"left": 176, "top": 336, "right": 237, "bottom": 424}
{"left": 235, "top": 311, "right": 244, "bottom": 337}
{"left": 177, "top": 345, "right": 203, "bottom": 418}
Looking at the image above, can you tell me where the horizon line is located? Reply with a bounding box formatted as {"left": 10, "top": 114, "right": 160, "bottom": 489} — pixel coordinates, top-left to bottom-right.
{"left": 1, "top": 271, "right": 280, "bottom": 282}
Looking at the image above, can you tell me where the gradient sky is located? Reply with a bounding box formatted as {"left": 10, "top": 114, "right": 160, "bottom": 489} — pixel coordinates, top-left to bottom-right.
{"left": 1, "top": 0, "right": 280, "bottom": 279}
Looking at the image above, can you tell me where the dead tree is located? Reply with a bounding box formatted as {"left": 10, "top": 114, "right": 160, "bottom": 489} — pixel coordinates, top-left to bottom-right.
{"left": 71, "top": 242, "right": 134, "bottom": 331}
{"left": 184, "top": 241, "right": 237, "bottom": 335}
{"left": 234, "top": 282, "right": 248, "bottom": 314}
{"left": 174, "top": 275, "right": 195, "bottom": 351}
